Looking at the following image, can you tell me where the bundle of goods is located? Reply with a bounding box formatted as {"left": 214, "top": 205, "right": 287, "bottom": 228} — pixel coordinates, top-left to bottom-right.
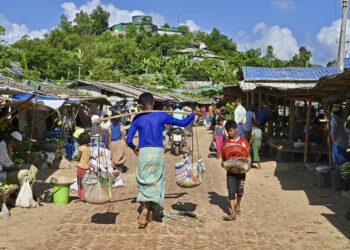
{"left": 83, "top": 168, "right": 113, "bottom": 204}
{"left": 89, "top": 146, "right": 123, "bottom": 188}
{"left": 221, "top": 142, "right": 250, "bottom": 173}
{"left": 175, "top": 157, "right": 206, "bottom": 188}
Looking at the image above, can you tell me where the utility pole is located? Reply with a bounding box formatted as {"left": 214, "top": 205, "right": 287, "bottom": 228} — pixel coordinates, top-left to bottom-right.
{"left": 77, "top": 64, "right": 83, "bottom": 80}
{"left": 337, "top": 0, "right": 349, "bottom": 71}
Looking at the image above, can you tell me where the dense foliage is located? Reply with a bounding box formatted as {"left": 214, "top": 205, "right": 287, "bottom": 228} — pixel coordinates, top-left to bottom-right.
{"left": 0, "top": 6, "right": 314, "bottom": 89}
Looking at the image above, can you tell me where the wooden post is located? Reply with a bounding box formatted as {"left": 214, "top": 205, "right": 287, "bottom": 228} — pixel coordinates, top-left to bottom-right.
{"left": 0, "top": 95, "right": 35, "bottom": 124}
{"left": 258, "top": 93, "right": 262, "bottom": 110}
{"left": 289, "top": 100, "right": 295, "bottom": 140}
{"left": 304, "top": 100, "right": 312, "bottom": 163}
{"left": 246, "top": 92, "right": 249, "bottom": 107}
{"left": 251, "top": 93, "right": 255, "bottom": 107}
{"left": 24, "top": 110, "right": 57, "bottom": 135}
{"left": 3, "top": 104, "right": 33, "bottom": 125}
{"left": 327, "top": 104, "right": 332, "bottom": 166}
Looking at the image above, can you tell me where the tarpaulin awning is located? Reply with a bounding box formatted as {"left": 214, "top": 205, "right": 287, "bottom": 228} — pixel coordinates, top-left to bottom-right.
{"left": 9, "top": 94, "right": 79, "bottom": 110}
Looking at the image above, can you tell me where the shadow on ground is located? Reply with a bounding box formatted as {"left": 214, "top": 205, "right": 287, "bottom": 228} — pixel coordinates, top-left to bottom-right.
{"left": 208, "top": 191, "right": 230, "bottom": 215}
{"left": 274, "top": 161, "right": 350, "bottom": 239}
{"left": 91, "top": 212, "right": 119, "bottom": 224}
{"left": 171, "top": 202, "right": 197, "bottom": 212}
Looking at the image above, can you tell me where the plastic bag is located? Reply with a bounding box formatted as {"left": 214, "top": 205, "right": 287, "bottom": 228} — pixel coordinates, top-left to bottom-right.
{"left": 223, "top": 157, "right": 249, "bottom": 173}
{"left": 15, "top": 177, "right": 37, "bottom": 208}
{"left": 0, "top": 203, "right": 10, "bottom": 220}
{"left": 209, "top": 142, "right": 216, "bottom": 152}
{"left": 59, "top": 156, "right": 71, "bottom": 169}
{"left": 175, "top": 157, "right": 205, "bottom": 188}
{"left": 83, "top": 169, "right": 112, "bottom": 204}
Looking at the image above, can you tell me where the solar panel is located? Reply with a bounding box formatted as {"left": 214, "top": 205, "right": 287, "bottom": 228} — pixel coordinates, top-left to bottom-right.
{"left": 7, "top": 68, "right": 23, "bottom": 76}
{"left": 243, "top": 67, "right": 341, "bottom": 81}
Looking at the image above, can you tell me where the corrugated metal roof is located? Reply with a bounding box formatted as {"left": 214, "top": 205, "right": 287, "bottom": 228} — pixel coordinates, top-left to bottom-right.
{"left": 344, "top": 58, "right": 350, "bottom": 68}
{"left": 243, "top": 67, "right": 341, "bottom": 81}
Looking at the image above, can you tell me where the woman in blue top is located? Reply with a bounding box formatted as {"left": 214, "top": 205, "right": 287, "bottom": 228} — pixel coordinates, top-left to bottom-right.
{"left": 126, "top": 92, "right": 196, "bottom": 228}
{"left": 109, "top": 116, "right": 126, "bottom": 169}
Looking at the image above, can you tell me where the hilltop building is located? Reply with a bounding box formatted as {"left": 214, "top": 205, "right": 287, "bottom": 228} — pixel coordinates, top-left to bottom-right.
{"left": 109, "top": 15, "right": 183, "bottom": 36}
{"left": 177, "top": 42, "right": 224, "bottom": 61}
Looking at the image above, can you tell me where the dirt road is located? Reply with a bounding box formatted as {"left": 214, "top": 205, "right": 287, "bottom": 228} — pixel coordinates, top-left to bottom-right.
{"left": 1, "top": 127, "right": 350, "bottom": 249}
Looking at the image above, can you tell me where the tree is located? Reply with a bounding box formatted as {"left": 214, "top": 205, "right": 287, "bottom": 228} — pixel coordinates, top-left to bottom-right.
{"left": 163, "top": 23, "right": 170, "bottom": 28}
{"left": 290, "top": 46, "right": 312, "bottom": 67}
{"left": 90, "top": 6, "right": 110, "bottom": 35}
{"left": 59, "top": 14, "right": 72, "bottom": 33}
{"left": 265, "top": 45, "right": 275, "bottom": 61}
{"left": 0, "top": 25, "right": 5, "bottom": 36}
{"left": 73, "top": 11, "right": 92, "bottom": 35}
{"left": 327, "top": 60, "right": 336, "bottom": 67}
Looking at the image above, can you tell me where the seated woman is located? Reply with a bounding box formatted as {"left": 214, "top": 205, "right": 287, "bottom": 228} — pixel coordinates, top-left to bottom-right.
{"left": 0, "top": 132, "right": 38, "bottom": 186}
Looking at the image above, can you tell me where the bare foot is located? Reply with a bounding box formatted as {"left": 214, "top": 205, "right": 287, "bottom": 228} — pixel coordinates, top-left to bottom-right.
{"left": 148, "top": 208, "right": 154, "bottom": 224}
{"left": 138, "top": 206, "right": 148, "bottom": 229}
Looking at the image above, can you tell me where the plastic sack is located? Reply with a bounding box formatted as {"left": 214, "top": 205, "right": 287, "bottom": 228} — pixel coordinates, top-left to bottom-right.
{"left": 15, "top": 177, "right": 37, "bottom": 208}
{"left": 0, "top": 203, "right": 10, "bottom": 220}
{"left": 83, "top": 169, "right": 112, "bottom": 204}
{"left": 175, "top": 157, "right": 205, "bottom": 188}
{"left": 59, "top": 156, "right": 71, "bottom": 169}
{"left": 223, "top": 157, "right": 250, "bottom": 173}
{"left": 209, "top": 142, "right": 216, "bottom": 152}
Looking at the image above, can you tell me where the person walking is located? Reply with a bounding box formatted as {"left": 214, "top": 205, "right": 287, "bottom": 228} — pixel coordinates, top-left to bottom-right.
{"left": 109, "top": 116, "right": 127, "bottom": 169}
{"left": 126, "top": 92, "right": 196, "bottom": 228}
{"left": 330, "top": 106, "right": 348, "bottom": 163}
{"left": 234, "top": 98, "right": 246, "bottom": 138}
{"left": 244, "top": 106, "right": 256, "bottom": 142}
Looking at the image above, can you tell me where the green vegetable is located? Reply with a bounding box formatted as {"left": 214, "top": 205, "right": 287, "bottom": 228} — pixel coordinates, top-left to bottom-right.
{"left": 340, "top": 162, "right": 350, "bottom": 178}
{"left": 0, "top": 180, "right": 14, "bottom": 192}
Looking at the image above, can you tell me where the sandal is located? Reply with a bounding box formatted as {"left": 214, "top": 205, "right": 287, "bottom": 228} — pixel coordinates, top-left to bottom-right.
{"left": 138, "top": 207, "right": 148, "bottom": 229}
{"left": 223, "top": 215, "right": 236, "bottom": 221}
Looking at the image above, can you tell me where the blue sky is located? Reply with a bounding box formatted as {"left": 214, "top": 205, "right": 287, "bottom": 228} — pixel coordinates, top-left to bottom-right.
{"left": 0, "top": 0, "right": 348, "bottom": 65}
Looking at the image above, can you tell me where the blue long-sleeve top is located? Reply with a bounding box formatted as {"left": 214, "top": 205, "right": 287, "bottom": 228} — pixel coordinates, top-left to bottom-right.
{"left": 126, "top": 112, "right": 195, "bottom": 150}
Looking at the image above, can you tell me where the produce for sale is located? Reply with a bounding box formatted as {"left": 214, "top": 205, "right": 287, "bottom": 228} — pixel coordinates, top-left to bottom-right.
{"left": 0, "top": 180, "right": 14, "bottom": 192}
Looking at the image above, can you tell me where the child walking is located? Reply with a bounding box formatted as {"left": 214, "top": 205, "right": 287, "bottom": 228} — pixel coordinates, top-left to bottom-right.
{"left": 221, "top": 120, "right": 251, "bottom": 221}
{"left": 76, "top": 132, "right": 91, "bottom": 201}
{"left": 213, "top": 117, "right": 227, "bottom": 159}
{"left": 249, "top": 120, "right": 262, "bottom": 169}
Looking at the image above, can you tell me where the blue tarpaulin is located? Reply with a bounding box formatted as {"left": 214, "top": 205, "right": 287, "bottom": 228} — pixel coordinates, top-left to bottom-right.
{"left": 11, "top": 94, "right": 79, "bottom": 110}
{"left": 243, "top": 67, "right": 341, "bottom": 81}
{"left": 12, "top": 94, "right": 79, "bottom": 104}
{"left": 7, "top": 68, "right": 23, "bottom": 76}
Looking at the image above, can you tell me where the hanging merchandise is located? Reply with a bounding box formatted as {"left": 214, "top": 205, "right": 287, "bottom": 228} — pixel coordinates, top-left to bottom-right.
{"left": 15, "top": 177, "right": 37, "bottom": 208}
{"left": 83, "top": 142, "right": 113, "bottom": 204}
{"left": 175, "top": 122, "right": 206, "bottom": 188}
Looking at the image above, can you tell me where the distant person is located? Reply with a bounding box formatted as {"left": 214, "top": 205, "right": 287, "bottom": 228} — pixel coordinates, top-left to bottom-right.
{"left": 213, "top": 117, "right": 227, "bottom": 159}
{"left": 256, "top": 106, "right": 274, "bottom": 128}
{"left": 330, "top": 106, "right": 348, "bottom": 163}
{"left": 76, "top": 132, "right": 91, "bottom": 201}
{"left": 109, "top": 115, "right": 127, "bottom": 170}
{"left": 244, "top": 106, "right": 256, "bottom": 142}
{"left": 234, "top": 98, "right": 246, "bottom": 138}
{"left": 100, "top": 114, "right": 111, "bottom": 149}
{"left": 249, "top": 120, "right": 262, "bottom": 169}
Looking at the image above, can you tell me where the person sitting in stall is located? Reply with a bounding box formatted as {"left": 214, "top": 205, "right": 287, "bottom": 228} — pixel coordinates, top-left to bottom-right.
{"left": 0, "top": 131, "right": 38, "bottom": 186}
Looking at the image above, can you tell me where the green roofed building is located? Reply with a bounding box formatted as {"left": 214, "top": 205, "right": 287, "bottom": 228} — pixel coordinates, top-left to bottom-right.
{"left": 109, "top": 15, "right": 183, "bottom": 36}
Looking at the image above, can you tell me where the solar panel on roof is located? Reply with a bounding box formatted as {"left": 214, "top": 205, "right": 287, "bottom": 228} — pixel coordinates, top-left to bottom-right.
{"left": 242, "top": 67, "right": 341, "bottom": 81}
{"left": 7, "top": 68, "right": 23, "bottom": 76}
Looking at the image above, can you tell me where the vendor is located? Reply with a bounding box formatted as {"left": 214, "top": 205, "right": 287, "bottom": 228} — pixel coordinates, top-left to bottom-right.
{"left": 0, "top": 131, "right": 38, "bottom": 186}
{"left": 330, "top": 106, "right": 348, "bottom": 164}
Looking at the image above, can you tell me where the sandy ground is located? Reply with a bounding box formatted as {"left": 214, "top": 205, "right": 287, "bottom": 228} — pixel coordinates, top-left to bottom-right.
{"left": 1, "top": 126, "right": 350, "bottom": 249}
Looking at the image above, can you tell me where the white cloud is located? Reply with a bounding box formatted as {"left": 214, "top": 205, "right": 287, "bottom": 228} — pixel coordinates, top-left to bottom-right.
{"left": 237, "top": 22, "right": 300, "bottom": 60}
{"left": 0, "top": 14, "right": 48, "bottom": 44}
{"left": 61, "top": 0, "right": 166, "bottom": 26}
{"left": 179, "top": 19, "right": 200, "bottom": 32}
{"left": 272, "top": 0, "right": 296, "bottom": 12}
{"left": 315, "top": 19, "right": 350, "bottom": 64}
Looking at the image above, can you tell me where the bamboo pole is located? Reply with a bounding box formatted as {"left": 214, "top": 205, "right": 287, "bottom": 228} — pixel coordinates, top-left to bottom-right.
{"left": 327, "top": 104, "right": 332, "bottom": 166}
{"left": 0, "top": 95, "right": 36, "bottom": 124}
{"left": 3, "top": 104, "right": 34, "bottom": 125}
{"left": 251, "top": 93, "right": 255, "bottom": 107}
{"left": 289, "top": 100, "right": 295, "bottom": 140}
{"left": 304, "top": 100, "right": 312, "bottom": 163}
{"left": 99, "top": 110, "right": 195, "bottom": 122}
{"left": 24, "top": 110, "right": 57, "bottom": 135}
{"left": 258, "top": 93, "right": 262, "bottom": 110}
